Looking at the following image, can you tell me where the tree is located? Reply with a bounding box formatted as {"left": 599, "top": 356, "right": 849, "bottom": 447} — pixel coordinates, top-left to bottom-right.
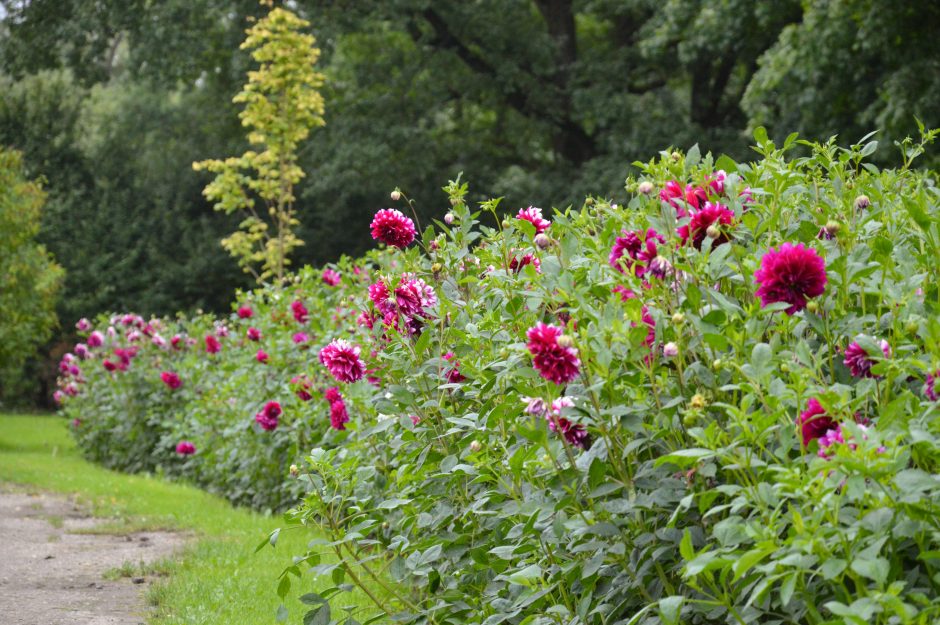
{"left": 0, "top": 148, "right": 63, "bottom": 402}
{"left": 194, "top": 3, "right": 326, "bottom": 285}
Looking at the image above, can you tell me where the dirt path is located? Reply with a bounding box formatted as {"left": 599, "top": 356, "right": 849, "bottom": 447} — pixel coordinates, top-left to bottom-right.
{"left": 0, "top": 488, "right": 185, "bottom": 625}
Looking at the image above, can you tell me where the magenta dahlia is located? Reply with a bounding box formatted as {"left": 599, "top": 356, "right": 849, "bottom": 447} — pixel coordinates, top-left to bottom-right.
{"left": 509, "top": 253, "right": 541, "bottom": 274}
{"left": 526, "top": 322, "right": 580, "bottom": 384}
{"left": 322, "top": 268, "right": 341, "bottom": 286}
{"left": 247, "top": 327, "right": 261, "bottom": 341}
{"left": 175, "top": 441, "right": 196, "bottom": 455}
{"left": 516, "top": 206, "right": 551, "bottom": 234}
{"left": 394, "top": 274, "right": 437, "bottom": 317}
{"left": 291, "top": 300, "right": 309, "bottom": 324}
{"left": 609, "top": 228, "right": 665, "bottom": 278}
{"left": 754, "top": 243, "right": 827, "bottom": 315}
{"left": 443, "top": 352, "right": 466, "bottom": 383}
{"left": 924, "top": 371, "right": 939, "bottom": 401}
{"left": 677, "top": 202, "right": 735, "bottom": 250}
{"left": 370, "top": 208, "right": 416, "bottom": 248}
{"left": 256, "top": 349, "right": 269, "bottom": 364}
{"left": 237, "top": 306, "right": 253, "bottom": 319}
{"left": 660, "top": 181, "right": 706, "bottom": 217}
{"left": 319, "top": 339, "right": 366, "bottom": 383}
{"left": 161, "top": 371, "right": 182, "bottom": 390}
{"left": 843, "top": 339, "right": 890, "bottom": 378}
{"left": 329, "top": 398, "right": 349, "bottom": 431}
{"left": 87, "top": 331, "right": 104, "bottom": 348}
{"left": 798, "top": 398, "right": 837, "bottom": 446}
{"left": 205, "top": 334, "right": 221, "bottom": 354}
{"left": 255, "top": 401, "right": 281, "bottom": 431}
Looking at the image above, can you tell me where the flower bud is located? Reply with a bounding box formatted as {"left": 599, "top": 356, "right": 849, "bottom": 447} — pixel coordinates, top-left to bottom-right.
{"left": 712, "top": 359, "right": 722, "bottom": 369}
{"left": 469, "top": 440, "right": 482, "bottom": 453}
{"left": 534, "top": 233, "right": 552, "bottom": 249}
{"left": 431, "top": 262, "right": 442, "bottom": 273}
{"left": 806, "top": 301, "right": 819, "bottom": 313}
{"left": 670, "top": 151, "right": 681, "bottom": 162}
{"left": 390, "top": 190, "right": 401, "bottom": 201}
{"left": 541, "top": 454, "right": 551, "bottom": 463}
{"left": 905, "top": 319, "right": 919, "bottom": 334}
{"left": 449, "top": 197, "right": 459, "bottom": 206}
{"left": 705, "top": 225, "right": 721, "bottom": 239}
{"left": 671, "top": 312, "right": 685, "bottom": 325}
{"left": 780, "top": 363, "right": 790, "bottom": 373}
{"left": 444, "top": 213, "right": 455, "bottom": 225}
{"left": 689, "top": 393, "right": 706, "bottom": 410}
{"left": 824, "top": 220, "right": 841, "bottom": 237}
{"left": 637, "top": 181, "right": 654, "bottom": 195}
{"left": 854, "top": 195, "right": 870, "bottom": 210}
{"left": 289, "top": 464, "right": 299, "bottom": 477}
{"left": 556, "top": 335, "right": 575, "bottom": 348}
{"left": 663, "top": 342, "right": 679, "bottom": 358}
{"left": 501, "top": 219, "right": 511, "bottom": 229}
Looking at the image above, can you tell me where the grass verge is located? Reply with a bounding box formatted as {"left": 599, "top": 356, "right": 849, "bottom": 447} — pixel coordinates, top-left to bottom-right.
{"left": 0, "top": 413, "right": 378, "bottom": 624}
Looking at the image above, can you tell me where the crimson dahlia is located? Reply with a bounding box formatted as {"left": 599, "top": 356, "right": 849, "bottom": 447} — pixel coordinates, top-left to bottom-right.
{"left": 175, "top": 441, "right": 196, "bottom": 455}
{"left": 291, "top": 300, "right": 309, "bottom": 324}
{"left": 319, "top": 339, "right": 366, "bottom": 383}
{"left": 370, "top": 208, "right": 416, "bottom": 248}
{"left": 322, "top": 268, "right": 341, "bottom": 286}
{"left": 237, "top": 306, "right": 253, "bottom": 319}
{"left": 526, "top": 322, "right": 580, "bottom": 384}
{"left": 255, "top": 401, "right": 281, "bottom": 431}
{"left": 205, "top": 334, "right": 221, "bottom": 354}
{"left": 609, "top": 228, "right": 664, "bottom": 278}
{"left": 843, "top": 339, "right": 890, "bottom": 378}
{"left": 754, "top": 243, "right": 827, "bottom": 315}
{"left": 161, "top": 371, "right": 182, "bottom": 390}
{"left": 677, "top": 202, "right": 735, "bottom": 250}
{"left": 798, "top": 398, "right": 837, "bottom": 446}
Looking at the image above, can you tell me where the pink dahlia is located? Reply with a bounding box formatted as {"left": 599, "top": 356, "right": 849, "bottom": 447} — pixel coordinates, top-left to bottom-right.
{"left": 394, "top": 274, "right": 437, "bottom": 317}
{"left": 53, "top": 390, "right": 64, "bottom": 404}
{"left": 290, "top": 376, "right": 313, "bottom": 402}
{"left": 247, "top": 327, "right": 261, "bottom": 341}
{"left": 368, "top": 280, "right": 395, "bottom": 316}
{"left": 255, "top": 401, "right": 281, "bottom": 431}
{"left": 526, "top": 322, "right": 580, "bottom": 384}
{"left": 161, "top": 371, "right": 182, "bottom": 390}
{"left": 103, "top": 359, "right": 117, "bottom": 372}
{"left": 677, "top": 202, "right": 735, "bottom": 250}
{"left": 443, "top": 352, "right": 466, "bottom": 383}
{"left": 291, "top": 300, "right": 309, "bottom": 324}
{"left": 754, "top": 243, "right": 827, "bottom": 315}
{"left": 171, "top": 334, "right": 184, "bottom": 349}
{"left": 509, "top": 253, "right": 541, "bottom": 274}
{"left": 87, "top": 331, "right": 104, "bottom": 348}
{"left": 324, "top": 387, "right": 343, "bottom": 404}
{"left": 175, "top": 441, "right": 196, "bottom": 455}
{"left": 256, "top": 349, "right": 269, "bottom": 364}
{"left": 322, "top": 268, "right": 341, "bottom": 286}
{"left": 609, "top": 228, "right": 664, "bottom": 278}
{"left": 329, "top": 397, "right": 349, "bottom": 431}
{"left": 706, "top": 170, "right": 727, "bottom": 196}
{"left": 798, "top": 398, "right": 838, "bottom": 446}
{"left": 926, "top": 371, "right": 939, "bottom": 402}
{"left": 516, "top": 206, "right": 551, "bottom": 234}
{"left": 76, "top": 318, "right": 92, "bottom": 332}
{"left": 237, "top": 306, "right": 253, "bottom": 319}
{"left": 548, "top": 397, "right": 591, "bottom": 449}
{"left": 319, "top": 339, "right": 366, "bottom": 383}
{"left": 292, "top": 332, "right": 309, "bottom": 345}
{"left": 370, "top": 208, "right": 416, "bottom": 249}
{"left": 843, "top": 339, "right": 890, "bottom": 378}
{"left": 660, "top": 181, "right": 706, "bottom": 217}
{"left": 205, "top": 334, "right": 221, "bottom": 354}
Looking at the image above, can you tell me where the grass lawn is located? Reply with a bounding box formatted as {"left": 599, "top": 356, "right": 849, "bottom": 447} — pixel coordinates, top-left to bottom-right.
{"left": 0, "top": 412, "right": 378, "bottom": 624}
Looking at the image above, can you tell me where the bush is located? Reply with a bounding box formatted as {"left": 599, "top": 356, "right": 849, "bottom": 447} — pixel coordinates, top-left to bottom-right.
{"left": 59, "top": 130, "right": 940, "bottom": 624}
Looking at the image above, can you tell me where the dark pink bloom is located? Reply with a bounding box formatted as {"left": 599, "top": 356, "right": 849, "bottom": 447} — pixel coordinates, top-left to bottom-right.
{"left": 609, "top": 228, "right": 664, "bottom": 278}
{"left": 256, "top": 349, "right": 269, "bottom": 364}
{"left": 443, "top": 352, "right": 466, "bottom": 383}
{"left": 526, "top": 322, "right": 580, "bottom": 384}
{"left": 87, "top": 331, "right": 104, "bottom": 348}
{"left": 70, "top": 417, "right": 80, "bottom": 427}
{"left": 291, "top": 300, "right": 309, "bottom": 324}
{"left": 509, "top": 253, "right": 541, "bottom": 274}
{"left": 161, "top": 371, "right": 182, "bottom": 390}
{"left": 292, "top": 332, "right": 309, "bottom": 345}
{"left": 843, "top": 339, "right": 890, "bottom": 378}
{"left": 368, "top": 280, "right": 394, "bottom": 315}
{"left": 322, "top": 268, "right": 341, "bottom": 286}
{"left": 516, "top": 206, "right": 551, "bottom": 234}
{"left": 247, "top": 327, "right": 261, "bottom": 341}
{"left": 660, "top": 181, "right": 706, "bottom": 217}
{"left": 290, "top": 376, "right": 313, "bottom": 402}
{"left": 677, "top": 202, "right": 735, "bottom": 249}
{"left": 370, "top": 208, "right": 416, "bottom": 248}
{"left": 103, "top": 359, "right": 117, "bottom": 372}
{"left": 926, "top": 371, "right": 939, "bottom": 401}
{"left": 324, "top": 387, "right": 343, "bottom": 404}
{"left": 706, "top": 171, "right": 726, "bottom": 196}
{"left": 237, "top": 306, "right": 253, "bottom": 319}
{"left": 798, "top": 398, "right": 837, "bottom": 446}
{"left": 53, "top": 390, "right": 65, "bottom": 404}
{"left": 76, "top": 318, "right": 92, "bottom": 332}
{"left": 754, "top": 243, "right": 827, "bottom": 315}
{"left": 205, "top": 335, "right": 221, "bottom": 354}
{"left": 394, "top": 274, "right": 437, "bottom": 317}
{"left": 175, "top": 441, "right": 196, "bottom": 455}
{"left": 171, "top": 334, "right": 184, "bottom": 349}
{"left": 255, "top": 401, "right": 281, "bottom": 431}
{"left": 319, "top": 339, "right": 366, "bottom": 383}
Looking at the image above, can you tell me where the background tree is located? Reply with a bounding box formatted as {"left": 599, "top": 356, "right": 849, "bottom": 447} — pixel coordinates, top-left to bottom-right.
{"left": 0, "top": 148, "right": 63, "bottom": 404}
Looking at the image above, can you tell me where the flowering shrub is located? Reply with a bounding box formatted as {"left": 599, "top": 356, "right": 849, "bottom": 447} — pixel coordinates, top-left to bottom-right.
{"left": 58, "top": 131, "right": 940, "bottom": 624}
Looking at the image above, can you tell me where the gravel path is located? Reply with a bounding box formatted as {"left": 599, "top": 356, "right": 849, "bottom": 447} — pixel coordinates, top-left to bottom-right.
{"left": 0, "top": 488, "right": 184, "bottom": 625}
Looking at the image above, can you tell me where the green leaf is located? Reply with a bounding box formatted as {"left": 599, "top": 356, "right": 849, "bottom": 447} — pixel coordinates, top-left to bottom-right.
{"left": 508, "top": 564, "right": 542, "bottom": 585}
{"left": 820, "top": 558, "right": 847, "bottom": 580}
{"left": 303, "top": 604, "right": 331, "bottom": 625}
{"left": 658, "top": 596, "right": 683, "bottom": 625}
{"left": 299, "top": 592, "right": 326, "bottom": 606}
{"left": 277, "top": 575, "right": 291, "bottom": 599}
{"left": 850, "top": 557, "right": 889, "bottom": 586}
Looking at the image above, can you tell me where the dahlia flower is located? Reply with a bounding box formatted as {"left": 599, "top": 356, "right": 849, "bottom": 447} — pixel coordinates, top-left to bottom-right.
{"left": 322, "top": 268, "right": 341, "bottom": 286}
{"left": 329, "top": 398, "right": 350, "bottom": 431}
{"left": 924, "top": 371, "right": 939, "bottom": 401}
{"left": 843, "top": 339, "right": 890, "bottom": 378}
{"left": 443, "top": 352, "right": 466, "bottom": 383}
{"left": 247, "top": 327, "right": 261, "bottom": 341}
{"left": 754, "top": 243, "right": 827, "bottom": 314}
{"left": 526, "top": 322, "right": 581, "bottom": 384}
{"left": 76, "top": 318, "right": 92, "bottom": 332}
{"left": 798, "top": 398, "right": 837, "bottom": 446}
{"left": 291, "top": 300, "right": 309, "bottom": 324}
{"left": 516, "top": 206, "right": 551, "bottom": 234}
{"left": 237, "top": 306, "right": 253, "bottom": 319}
{"left": 609, "top": 228, "right": 664, "bottom": 278}
{"left": 292, "top": 332, "right": 309, "bottom": 345}
{"left": 256, "top": 349, "right": 269, "bottom": 364}
{"left": 290, "top": 376, "right": 313, "bottom": 402}
{"left": 175, "top": 441, "right": 196, "bottom": 455}
{"left": 370, "top": 208, "right": 416, "bottom": 248}
{"left": 87, "top": 331, "right": 104, "bottom": 348}
{"left": 319, "top": 339, "right": 366, "bottom": 382}
{"left": 205, "top": 334, "right": 221, "bottom": 354}
{"left": 660, "top": 181, "right": 706, "bottom": 217}
{"left": 255, "top": 401, "right": 282, "bottom": 431}
{"left": 677, "top": 202, "right": 735, "bottom": 249}
{"left": 161, "top": 371, "right": 182, "bottom": 390}
{"left": 509, "top": 253, "right": 541, "bottom": 274}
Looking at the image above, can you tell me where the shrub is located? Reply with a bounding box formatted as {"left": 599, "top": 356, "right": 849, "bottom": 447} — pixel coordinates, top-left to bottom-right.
{"left": 58, "top": 130, "right": 940, "bottom": 624}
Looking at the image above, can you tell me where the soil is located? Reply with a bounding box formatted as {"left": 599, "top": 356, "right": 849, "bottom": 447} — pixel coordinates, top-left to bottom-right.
{"left": 0, "top": 488, "right": 185, "bottom": 625}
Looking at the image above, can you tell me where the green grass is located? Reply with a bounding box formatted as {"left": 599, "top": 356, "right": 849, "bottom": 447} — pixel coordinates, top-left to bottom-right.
{"left": 0, "top": 413, "right": 379, "bottom": 624}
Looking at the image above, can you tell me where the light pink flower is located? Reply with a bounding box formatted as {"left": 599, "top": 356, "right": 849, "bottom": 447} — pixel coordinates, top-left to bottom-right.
{"left": 516, "top": 206, "right": 551, "bottom": 234}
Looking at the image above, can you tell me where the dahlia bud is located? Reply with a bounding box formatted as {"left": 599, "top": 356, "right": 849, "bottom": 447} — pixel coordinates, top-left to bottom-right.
{"left": 501, "top": 219, "right": 511, "bottom": 229}
{"left": 689, "top": 394, "right": 706, "bottom": 410}
{"left": 780, "top": 363, "right": 790, "bottom": 373}
{"left": 584, "top": 197, "right": 595, "bottom": 206}
{"left": 670, "top": 151, "right": 681, "bottom": 162}
{"left": 663, "top": 342, "right": 679, "bottom": 358}
{"left": 712, "top": 359, "right": 722, "bottom": 369}
{"left": 556, "top": 335, "right": 575, "bottom": 348}
{"left": 854, "top": 195, "right": 870, "bottom": 210}
{"left": 534, "top": 233, "right": 552, "bottom": 249}
{"left": 806, "top": 301, "right": 819, "bottom": 313}
{"left": 705, "top": 225, "right": 721, "bottom": 239}
{"left": 390, "top": 190, "right": 401, "bottom": 201}
{"left": 444, "top": 213, "right": 455, "bottom": 225}
{"left": 431, "top": 262, "right": 442, "bottom": 273}
{"left": 637, "top": 181, "right": 654, "bottom": 195}
{"left": 382, "top": 522, "right": 389, "bottom": 529}
{"left": 824, "top": 220, "right": 841, "bottom": 237}
{"left": 671, "top": 312, "right": 685, "bottom": 325}
{"left": 289, "top": 464, "right": 299, "bottom": 477}
{"left": 469, "top": 440, "right": 482, "bottom": 453}
{"left": 683, "top": 413, "right": 698, "bottom": 427}
{"left": 649, "top": 256, "right": 673, "bottom": 279}
{"left": 449, "top": 197, "right": 459, "bottom": 206}
{"left": 905, "top": 319, "right": 919, "bottom": 334}
{"left": 541, "top": 454, "right": 551, "bottom": 463}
